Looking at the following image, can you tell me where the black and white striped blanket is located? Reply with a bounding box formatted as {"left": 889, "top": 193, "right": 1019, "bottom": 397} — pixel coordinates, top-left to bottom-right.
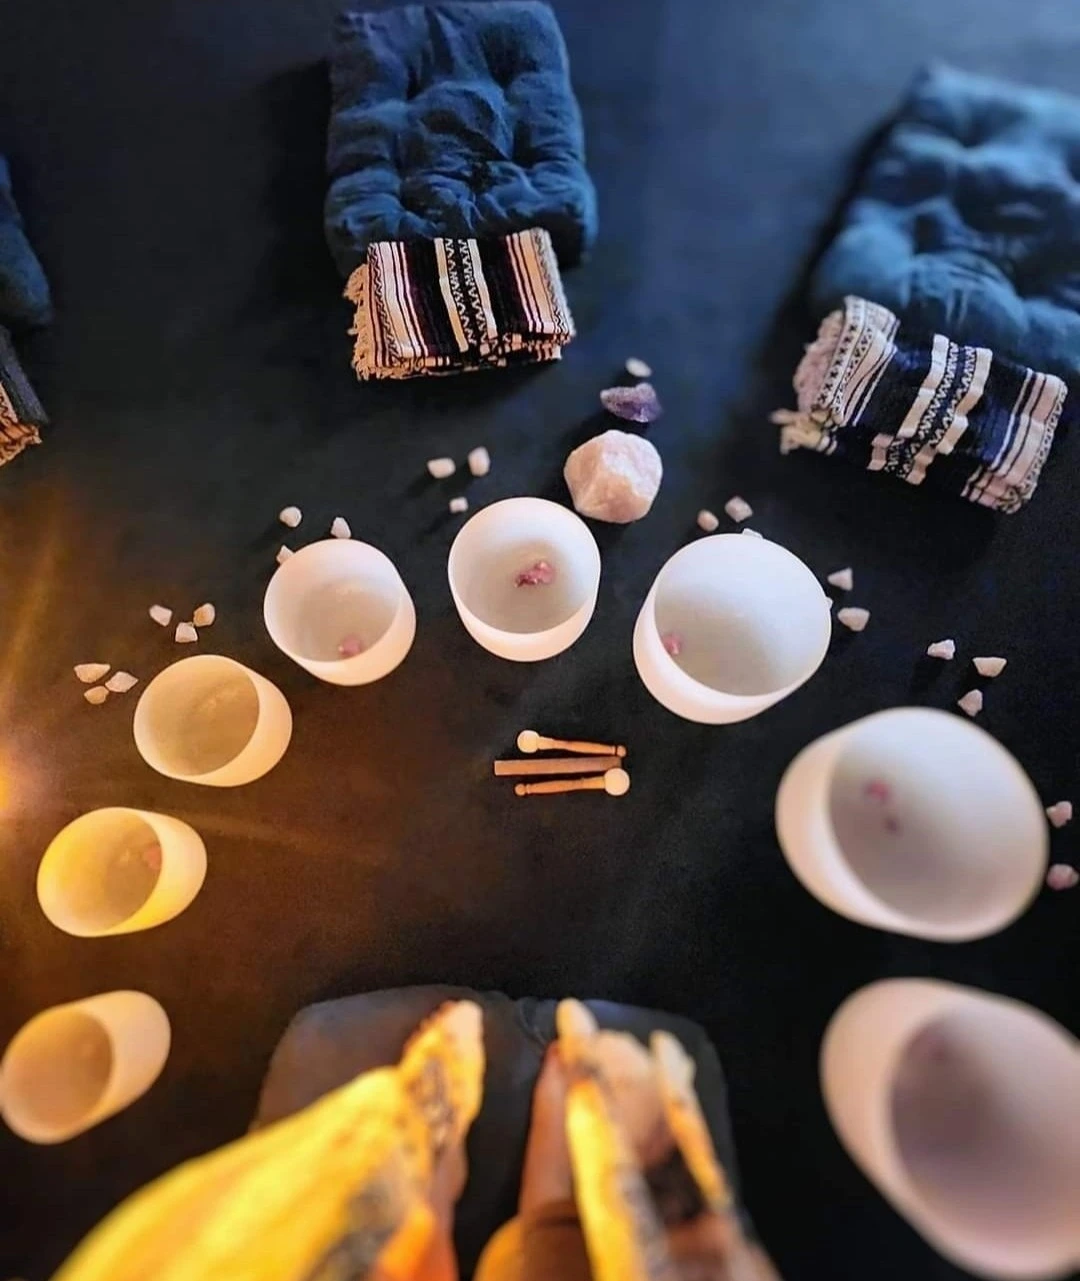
{"left": 0, "top": 325, "right": 45, "bottom": 468}
{"left": 773, "top": 296, "right": 1070, "bottom": 513}
{"left": 344, "top": 226, "right": 575, "bottom": 380}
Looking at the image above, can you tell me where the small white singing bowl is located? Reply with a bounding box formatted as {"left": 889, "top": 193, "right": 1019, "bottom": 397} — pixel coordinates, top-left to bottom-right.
{"left": 776, "top": 707, "right": 1047, "bottom": 941}
{"left": 133, "top": 655, "right": 292, "bottom": 787}
{"left": 263, "top": 538, "right": 416, "bottom": 686}
{"left": 448, "top": 497, "right": 601, "bottom": 662}
{"left": 822, "top": 981, "right": 1080, "bottom": 1280}
{"left": 633, "top": 534, "right": 831, "bottom": 723}
{"left": 0, "top": 992, "right": 171, "bottom": 1144}
{"left": 37, "top": 808, "right": 206, "bottom": 937}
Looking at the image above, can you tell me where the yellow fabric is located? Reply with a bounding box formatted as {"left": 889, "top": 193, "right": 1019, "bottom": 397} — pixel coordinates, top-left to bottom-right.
{"left": 54, "top": 1002, "right": 485, "bottom": 1281}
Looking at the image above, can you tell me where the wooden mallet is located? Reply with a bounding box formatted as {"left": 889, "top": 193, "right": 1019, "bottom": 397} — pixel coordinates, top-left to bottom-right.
{"left": 515, "top": 769, "right": 631, "bottom": 797}
{"left": 517, "top": 730, "right": 627, "bottom": 758}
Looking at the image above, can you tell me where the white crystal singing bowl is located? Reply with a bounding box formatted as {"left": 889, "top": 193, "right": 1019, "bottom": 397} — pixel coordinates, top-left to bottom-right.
{"left": 633, "top": 534, "right": 832, "bottom": 723}
{"left": 37, "top": 808, "right": 207, "bottom": 937}
{"left": 822, "top": 980, "right": 1080, "bottom": 1279}
{"left": 776, "top": 707, "right": 1047, "bottom": 940}
{"left": 263, "top": 538, "right": 416, "bottom": 685}
{"left": 1, "top": 992, "right": 171, "bottom": 1144}
{"left": 448, "top": 497, "right": 601, "bottom": 661}
{"left": 133, "top": 655, "right": 292, "bottom": 787}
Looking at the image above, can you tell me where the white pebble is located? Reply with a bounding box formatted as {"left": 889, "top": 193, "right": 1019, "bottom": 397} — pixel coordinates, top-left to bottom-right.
{"left": 467, "top": 446, "right": 491, "bottom": 477}
{"left": 724, "top": 495, "right": 753, "bottom": 523}
{"left": 1047, "top": 863, "right": 1079, "bottom": 891}
{"left": 742, "top": 528, "right": 763, "bottom": 539}
{"left": 974, "top": 655, "right": 1007, "bottom": 678}
{"left": 696, "top": 509, "right": 720, "bottom": 533}
{"left": 827, "top": 568, "right": 854, "bottom": 592}
{"left": 278, "top": 505, "right": 302, "bottom": 528}
{"left": 149, "top": 604, "right": 173, "bottom": 628}
{"left": 83, "top": 686, "right": 109, "bottom": 705}
{"left": 175, "top": 622, "right": 198, "bottom": 644}
{"left": 1046, "top": 801, "right": 1073, "bottom": 829}
{"left": 105, "top": 671, "right": 138, "bottom": 694}
{"left": 330, "top": 516, "right": 351, "bottom": 539}
{"left": 957, "top": 689, "right": 983, "bottom": 717}
{"left": 74, "top": 663, "right": 110, "bottom": 684}
{"left": 427, "top": 457, "right": 456, "bottom": 480}
{"left": 837, "top": 607, "right": 870, "bottom": 633}
{"left": 625, "top": 356, "right": 653, "bottom": 379}
{"left": 192, "top": 602, "right": 216, "bottom": 628}
{"left": 276, "top": 545, "right": 294, "bottom": 565}
{"left": 927, "top": 639, "right": 956, "bottom": 661}
{"left": 449, "top": 496, "right": 469, "bottom": 514}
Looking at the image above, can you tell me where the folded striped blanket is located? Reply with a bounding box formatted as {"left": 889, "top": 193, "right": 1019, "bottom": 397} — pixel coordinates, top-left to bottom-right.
{"left": 345, "top": 226, "right": 575, "bottom": 380}
{"left": 0, "top": 325, "right": 46, "bottom": 467}
{"left": 772, "top": 296, "right": 1069, "bottom": 513}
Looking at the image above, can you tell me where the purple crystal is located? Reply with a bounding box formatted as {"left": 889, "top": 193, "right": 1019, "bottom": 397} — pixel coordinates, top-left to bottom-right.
{"left": 600, "top": 382, "right": 663, "bottom": 424}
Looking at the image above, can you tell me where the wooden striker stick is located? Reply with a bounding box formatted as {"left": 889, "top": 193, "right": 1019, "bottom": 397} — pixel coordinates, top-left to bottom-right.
{"left": 517, "top": 730, "right": 627, "bottom": 758}
{"left": 515, "top": 769, "right": 631, "bottom": 797}
{"left": 494, "top": 756, "right": 622, "bottom": 777}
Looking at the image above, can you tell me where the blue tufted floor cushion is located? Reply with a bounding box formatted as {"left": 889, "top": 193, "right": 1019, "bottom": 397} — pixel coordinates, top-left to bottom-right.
{"left": 0, "top": 155, "right": 52, "bottom": 332}
{"left": 325, "top": 1, "right": 598, "bottom": 279}
{"left": 813, "top": 65, "right": 1080, "bottom": 381}
{"left": 0, "top": 156, "right": 49, "bottom": 466}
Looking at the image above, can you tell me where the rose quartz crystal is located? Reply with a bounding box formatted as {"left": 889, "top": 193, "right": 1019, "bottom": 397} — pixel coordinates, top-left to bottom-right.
{"left": 564, "top": 430, "right": 663, "bottom": 524}
{"left": 516, "top": 560, "right": 556, "bottom": 587}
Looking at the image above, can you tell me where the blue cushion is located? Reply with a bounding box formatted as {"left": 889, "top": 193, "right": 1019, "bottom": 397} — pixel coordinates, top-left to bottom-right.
{"left": 0, "top": 156, "right": 52, "bottom": 330}
{"left": 325, "top": 2, "right": 597, "bottom": 278}
{"left": 813, "top": 65, "right": 1080, "bottom": 380}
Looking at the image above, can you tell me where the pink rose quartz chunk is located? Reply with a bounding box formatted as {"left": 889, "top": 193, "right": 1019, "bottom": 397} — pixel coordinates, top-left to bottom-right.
{"left": 564, "top": 430, "right": 663, "bottom": 524}
{"left": 974, "top": 655, "right": 1007, "bottom": 678}
{"left": 837, "top": 607, "right": 870, "bottom": 633}
{"left": 957, "top": 689, "right": 983, "bottom": 717}
{"left": 1046, "top": 801, "right": 1073, "bottom": 829}
{"left": 516, "top": 560, "right": 556, "bottom": 587}
{"left": 1046, "top": 863, "right": 1079, "bottom": 891}
{"left": 661, "top": 631, "right": 683, "bottom": 657}
{"left": 74, "top": 663, "right": 110, "bottom": 684}
{"left": 724, "top": 495, "right": 753, "bottom": 523}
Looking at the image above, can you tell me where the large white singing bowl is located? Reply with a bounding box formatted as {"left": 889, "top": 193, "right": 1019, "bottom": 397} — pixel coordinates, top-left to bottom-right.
{"left": 776, "top": 707, "right": 1047, "bottom": 941}
{"left": 263, "top": 539, "right": 416, "bottom": 686}
{"left": 633, "top": 534, "right": 831, "bottom": 723}
{"left": 448, "top": 497, "right": 601, "bottom": 662}
{"left": 822, "top": 981, "right": 1080, "bottom": 1280}
{"left": 134, "top": 655, "right": 292, "bottom": 787}
{"left": 38, "top": 807, "right": 207, "bottom": 937}
{"left": 1, "top": 992, "right": 171, "bottom": 1144}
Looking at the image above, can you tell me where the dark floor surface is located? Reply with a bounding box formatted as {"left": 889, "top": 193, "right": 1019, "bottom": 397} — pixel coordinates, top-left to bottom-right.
{"left": 1, "top": 1, "right": 1079, "bottom": 1278}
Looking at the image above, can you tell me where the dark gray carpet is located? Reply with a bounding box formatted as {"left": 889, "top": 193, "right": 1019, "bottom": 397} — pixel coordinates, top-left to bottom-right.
{"left": 1, "top": 2, "right": 1079, "bottom": 1278}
